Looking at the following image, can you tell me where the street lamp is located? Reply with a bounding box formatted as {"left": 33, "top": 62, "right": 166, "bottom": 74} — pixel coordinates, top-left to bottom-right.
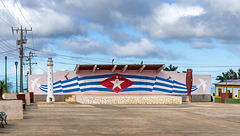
{"left": 15, "top": 61, "right": 18, "bottom": 94}
{"left": 27, "top": 71, "right": 29, "bottom": 92}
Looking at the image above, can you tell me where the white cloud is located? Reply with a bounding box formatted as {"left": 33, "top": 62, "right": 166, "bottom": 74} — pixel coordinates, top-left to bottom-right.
{"left": 190, "top": 39, "right": 216, "bottom": 49}
{"left": 206, "top": 0, "right": 240, "bottom": 16}
{"left": 110, "top": 38, "right": 179, "bottom": 59}
{"left": 140, "top": 3, "right": 206, "bottom": 39}
{"left": 62, "top": 37, "right": 105, "bottom": 54}
{"left": 154, "top": 3, "right": 205, "bottom": 24}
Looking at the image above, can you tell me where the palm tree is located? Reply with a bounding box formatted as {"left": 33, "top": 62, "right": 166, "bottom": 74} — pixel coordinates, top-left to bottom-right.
{"left": 228, "top": 69, "right": 237, "bottom": 79}
{"left": 163, "top": 64, "right": 178, "bottom": 71}
{"left": 0, "top": 80, "right": 13, "bottom": 100}
{"left": 216, "top": 72, "right": 226, "bottom": 82}
{"left": 216, "top": 69, "right": 238, "bottom": 82}
{"left": 238, "top": 68, "right": 240, "bottom": 79}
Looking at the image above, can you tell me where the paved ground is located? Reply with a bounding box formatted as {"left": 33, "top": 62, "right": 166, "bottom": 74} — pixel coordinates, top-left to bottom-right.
{"left": 0, "top": 102, "right": 240, "bottom": 136}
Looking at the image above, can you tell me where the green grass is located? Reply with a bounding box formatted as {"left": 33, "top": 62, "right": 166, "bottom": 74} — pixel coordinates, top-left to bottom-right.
{"left": 225, "top": 98, "right": 240, "bottom": 104}
{"left": 215, "top": 98, "right": 221, "bottom": 103}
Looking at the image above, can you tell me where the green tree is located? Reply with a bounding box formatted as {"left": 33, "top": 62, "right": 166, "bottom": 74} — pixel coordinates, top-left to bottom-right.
{"left": 216, "top": 69, "right": 238, "bottom": 82}
{"left": 238, "top": 68, "right": 240, "bottom": 79}
{"left": 163, "top": 64, "right": 178, "bottom": 71}
{"left": 0, "top": 80, "right": 13, "bottom": 100}
{"left": 228, "top": 69, "right": 237, "bottom": 79}
{"left": 216, "top": 72, "right": 226, "bottom": 82}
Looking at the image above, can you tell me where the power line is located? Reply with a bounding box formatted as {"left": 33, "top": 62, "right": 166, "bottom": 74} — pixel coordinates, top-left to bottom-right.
{"left": 0, "top": 16, "right": 13, "bottom": 27}
{"left": 24, "top": 47, "right": 111, "bottom": 63}
{"left": 0, "top": 0, "right": 21, "bottom": 26}
{"left": 36, "top": 64, "right": 47, "bottom": 73}
{"left": 14, "top": 0, "right": 31, "bottom": 27}
{"left": 0, "top": 35, "right": 15, "bottom": 49}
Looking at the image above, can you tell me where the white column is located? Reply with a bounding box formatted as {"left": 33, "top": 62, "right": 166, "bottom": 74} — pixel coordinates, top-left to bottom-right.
{"left": 46, "top": 56, "right": 55, "bottom": 102}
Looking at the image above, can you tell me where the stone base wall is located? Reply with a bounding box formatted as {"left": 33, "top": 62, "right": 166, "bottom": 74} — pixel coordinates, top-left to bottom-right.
{"left": 34, "top": 95, "right": 72, "bottom": 102}
{"left": 0, "top": 100, "right": 23, "bottom": 120}
{"left": 34, "top": 94, "right": 211, "bottom": 102}
{"left": 2, "top": 93, "right": 17, "bottom": 99}
{"left": 178, "top": 94, "right": 211, "bottom": 102}
{"left": 76, "top": 95, "right": 182, "bottom": 104}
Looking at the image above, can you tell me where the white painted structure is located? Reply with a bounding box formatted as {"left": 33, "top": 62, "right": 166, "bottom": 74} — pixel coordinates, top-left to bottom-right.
{"left": 46, "top": 56, "right": 55, "bottom": 102}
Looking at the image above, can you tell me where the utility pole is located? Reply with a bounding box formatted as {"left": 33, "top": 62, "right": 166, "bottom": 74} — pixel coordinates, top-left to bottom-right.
{"left": 12, "top": 26, "right": 32, "bottom": 92}
{"left": 15, "top": 61, "right": 18, "bottom": 94}
{"left": 5, "top": 56, "right": 7, "bottom": 93}
{"left": 25, "top": 51, "right": 37, "bottom": 75}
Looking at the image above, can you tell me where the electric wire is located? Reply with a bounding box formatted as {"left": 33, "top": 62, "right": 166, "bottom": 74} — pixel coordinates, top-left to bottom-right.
{"left": 0, "top": 16, "right": 13, "bottom": 27}
{"left": 0, "top": 35, "right": 15, "bottom": 49}
{"left": 36, "top": 64, "right": 47, "bottom": 73}
{"left": 14, "top": 0, "right": 31, "bottom": 28}
{"left": 0, "top": 0, "right": 21, "bottom": 26}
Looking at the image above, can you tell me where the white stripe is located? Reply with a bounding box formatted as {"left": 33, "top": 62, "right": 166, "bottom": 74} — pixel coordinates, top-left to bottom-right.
{"left": 78, "top": 78, "right": 109, "bottom": 84}
{"left": 173, "top": 88, "right": 187, "bottom": 91}
{"left": 62, "top": 80, "right": 78, "bottom": 86}
{"left": 62, "top": 85, "right": 80, "bottom": 90}
{"left": 127, "top": 78, "right": 155, "bottom": 83}
{"left": 173, "top": 83, "right": 186, "bottom": 88}
{"left": 128, "top": 85, "right": 153, "bottom": 88}
{"left": 154, "top": 86, "right": 172, "bottom": 90}
{"left": 155, "top": 80, "right": 173, "bottom": 86}
{"left": 81, "top": 85, "right": 103, "bottom": 89}
{"left": 54, "top": 88, "right": 62, "bottom": 91}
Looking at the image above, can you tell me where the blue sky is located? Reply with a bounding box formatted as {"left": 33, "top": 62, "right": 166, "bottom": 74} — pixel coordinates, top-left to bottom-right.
{"left": 0, "top": 0, "right": 240, "bottom": 92}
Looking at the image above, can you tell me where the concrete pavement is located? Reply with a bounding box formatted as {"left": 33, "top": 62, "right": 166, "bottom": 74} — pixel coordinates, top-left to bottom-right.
{"left": 0, "top": 102, "right": 239, "bottom": 136}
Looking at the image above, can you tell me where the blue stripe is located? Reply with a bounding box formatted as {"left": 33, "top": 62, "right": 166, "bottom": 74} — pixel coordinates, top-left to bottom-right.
{"left": 53, "top": 80, "right": 61, "bottom": 85}
{"left": 63, "top": 88, "right": 80, "bottom": 93}
{"left": 122, "top": 74, "right": 155, "bottom": 81}
{"left": 79, "top": 81, "right": 100, "bottom": 87}
{"left": 54, "top": 90, "right": 63, "bottom": 93}
{"left": 41, "top": 90, "right": 47, "bottom": 92}
{"left": 173, "top": 85, "right": 187, "bottom": 90}
{"left": 132, "top": 81, "right": 154, "bottom": 86}
{"left": 172, "top": 90, "right": 188, "bottom": 93}
{"left": 121, "top": 88, "right": 152, "bottom": 92}
{"left": 81, "top": 87, "right": 113, "bottom": 92}
{"left": 155, "top": 82, "right": 173, "bottom": 88}
{"left": 62, "top": 82, "right": 79, "bottom": 89}
{"left": 153, "top": 87, "right": 172, "bottom": 93}
{"left": 53, "top": 85, "right": 62, "bottom": 89}
{"left": 81, "top": 74, "right": 114, "bottom": 80}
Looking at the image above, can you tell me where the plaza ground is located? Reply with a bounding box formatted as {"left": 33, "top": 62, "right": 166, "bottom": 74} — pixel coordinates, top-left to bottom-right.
{"left": 0, "top": 102, "right": 240, "bottom": 136}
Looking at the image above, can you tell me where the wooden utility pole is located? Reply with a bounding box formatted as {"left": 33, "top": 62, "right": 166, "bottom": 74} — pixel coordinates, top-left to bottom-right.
{"left": 25, "top": 51, "right": 37, "bottom": 75}
{"left": 12, "top": 26, "right": 32, "bottom": 92}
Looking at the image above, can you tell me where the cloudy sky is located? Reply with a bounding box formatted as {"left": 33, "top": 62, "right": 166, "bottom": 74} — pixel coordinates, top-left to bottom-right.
{"left": 1, "top": 0, "right": 240, "bottom": 91}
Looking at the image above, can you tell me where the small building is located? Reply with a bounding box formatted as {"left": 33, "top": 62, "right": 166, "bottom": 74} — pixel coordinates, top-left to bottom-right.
{"left": 214, "top": 79, "right": 240, "bottom": 99}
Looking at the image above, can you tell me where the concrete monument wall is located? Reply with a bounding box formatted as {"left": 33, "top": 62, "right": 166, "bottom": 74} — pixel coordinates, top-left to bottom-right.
{"left": 0, "top": 100, "right": 23, "bottom": 120}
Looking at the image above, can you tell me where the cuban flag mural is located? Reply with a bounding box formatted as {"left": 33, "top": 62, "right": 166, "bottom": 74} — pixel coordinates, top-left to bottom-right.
{"left": 38, "top": 73, "right": 198, "bottom": 94}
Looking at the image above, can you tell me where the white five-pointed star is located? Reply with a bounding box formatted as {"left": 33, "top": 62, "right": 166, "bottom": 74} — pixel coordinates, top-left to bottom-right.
{"left": 111, "top": 76, "right": 124, "bottom": 90}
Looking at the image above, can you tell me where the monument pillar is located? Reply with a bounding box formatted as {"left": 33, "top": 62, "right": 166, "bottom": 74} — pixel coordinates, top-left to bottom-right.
{"left": 186, "top": 69, "right": 193, "bottom": 102}
{"left": 46, "top": 56, "right": 55, "bottom": 102}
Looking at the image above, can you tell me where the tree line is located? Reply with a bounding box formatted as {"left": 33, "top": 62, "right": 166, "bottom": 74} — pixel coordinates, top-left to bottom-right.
{"left": 216, "top": 69, "right": 240, "bottom": 82}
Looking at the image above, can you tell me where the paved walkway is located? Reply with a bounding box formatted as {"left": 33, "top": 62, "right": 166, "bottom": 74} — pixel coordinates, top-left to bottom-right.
{"left": 0, "top": 102, "right": 240, "bottom": 136}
